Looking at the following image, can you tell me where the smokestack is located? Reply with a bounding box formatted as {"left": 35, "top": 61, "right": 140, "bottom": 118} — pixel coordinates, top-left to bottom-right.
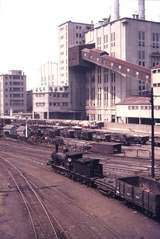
{"left": 111, "top": 0, "right": 120, "bottom": 21}
{"left": 138, "top": 0, "right": 145, "bottom": 20}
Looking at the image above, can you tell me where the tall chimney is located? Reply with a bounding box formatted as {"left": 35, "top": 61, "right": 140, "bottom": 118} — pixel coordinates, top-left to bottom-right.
{"left": 111, "top": 0, "right": 120, "bottom": 21}
{"left": 138, "top": 0, "right": 145, "bottom": 20}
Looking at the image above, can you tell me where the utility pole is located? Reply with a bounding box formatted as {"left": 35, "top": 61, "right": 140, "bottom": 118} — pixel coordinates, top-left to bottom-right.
{"left": 150, "top": 86, "right": 155, "bottom": 178}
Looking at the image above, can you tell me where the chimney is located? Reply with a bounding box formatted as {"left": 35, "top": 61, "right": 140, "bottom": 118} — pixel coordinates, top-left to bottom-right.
{"left": 138, "top": 0, "right": 145, "bottom": 20}
{"left": 111, "top": 0, "right": 120, "bottom": 21}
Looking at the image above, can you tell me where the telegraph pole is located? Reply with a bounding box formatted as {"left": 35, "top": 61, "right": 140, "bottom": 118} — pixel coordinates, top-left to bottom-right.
{"left": 150, "top": 86, "right": 155, "bottom": 178}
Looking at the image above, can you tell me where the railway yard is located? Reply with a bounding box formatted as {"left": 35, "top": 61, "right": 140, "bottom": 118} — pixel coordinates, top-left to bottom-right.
{"left": 0, "top": 131, "right": 160, "bottom": 239}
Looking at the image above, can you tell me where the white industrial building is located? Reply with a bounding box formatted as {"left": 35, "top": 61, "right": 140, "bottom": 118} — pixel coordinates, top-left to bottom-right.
{"left": 116, "top": 65, "right": 160, "bottom": 124}
{"left": 58, "top": 20, "right": 93, "bottom": 85}
{"left": 0, "top": 70, "right": 26, "bottom": 116}
{"left": 33, "top": 85, "right": 71, "bottom": 119}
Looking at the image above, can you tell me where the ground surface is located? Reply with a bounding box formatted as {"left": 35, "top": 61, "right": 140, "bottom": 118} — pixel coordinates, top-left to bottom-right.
{"left": 0, "top": 138, "right": 160, "bottom": 239}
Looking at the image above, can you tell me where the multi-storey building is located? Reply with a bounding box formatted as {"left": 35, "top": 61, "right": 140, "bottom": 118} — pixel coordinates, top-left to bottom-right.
{"left": 0, "top": 70, "right": 26, "bottom": 116}
{"left": 33, "top": 85, "right": 71, "bottom": 119}
{"left": 116, "top": 65, "right": 160, "bottom": 124}
{"left": 40, "top": 62, "right": 58, "bottom": 86}
{"left": 81, "top": 5, "right": 160, "bottom": 122}
{"left": 58, "top": 21, "right": 93, "bottom": 85}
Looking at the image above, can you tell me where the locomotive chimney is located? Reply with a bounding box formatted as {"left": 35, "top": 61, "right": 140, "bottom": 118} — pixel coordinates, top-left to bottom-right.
{"left": 111, "top": 0, "right": 120, "bottom": 21}
{"left": 138, "top": 0, "right": 145, "bottom": 20}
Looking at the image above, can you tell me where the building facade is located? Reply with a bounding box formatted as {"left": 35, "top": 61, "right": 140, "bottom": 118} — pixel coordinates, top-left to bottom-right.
{"left": 40, "top": 62, "right": 58, "bottom": 86}
{"left": 0, "top": 70, "right": 26, "bottom": 116}
{"left": 80, "top": 17, "right": 160, "bottom": 122}
{"left": 33, "top": 85, "right": 71, "bottom": 119}
{"left": 115, "top": 65, "right": 160, "bottom": 124}
{"left": 58, "top": 21, "right": 93, "bottom": 85}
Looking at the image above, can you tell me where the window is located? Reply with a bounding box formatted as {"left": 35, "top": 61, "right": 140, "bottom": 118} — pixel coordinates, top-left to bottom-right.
{"left": 138, "top": 31, "right": 145, "bottom": 47}
{"left": 152, "top": 32, "right": 159, "bottom": 48}
{"left": 104, "top": 69, "right": 109, "bottom": 83}
{"left": 97, "top": 67, "right": 101, "bottom": 84}
{"left": 104, "top": 34, "right": 108, "bottom": 49}
{"left": 98, "top": 114, "right": 102, "bottom": 121}
{"left": 97, "top": 37, "right": 101, "bottom": 49}
{"left": 111, "top": 32, "right": 115, "bottom": 47}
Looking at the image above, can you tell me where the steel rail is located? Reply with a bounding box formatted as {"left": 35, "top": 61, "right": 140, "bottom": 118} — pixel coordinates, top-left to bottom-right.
{"left": 0, "top": 156, "right": 60, "bottom": 239}
{"left": 7, "top": 169, "right": 38, "bottom": 239}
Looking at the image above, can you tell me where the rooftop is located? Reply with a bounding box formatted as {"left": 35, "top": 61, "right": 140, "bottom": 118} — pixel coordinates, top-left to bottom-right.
{"left": 58, "top": 20, "right": 93, "bottom": 27}
{"left": 89, "top": 17, "right": 160, "bottom": 31}
{"left": 116, "top": 96, "right": 150, "bottom": 105}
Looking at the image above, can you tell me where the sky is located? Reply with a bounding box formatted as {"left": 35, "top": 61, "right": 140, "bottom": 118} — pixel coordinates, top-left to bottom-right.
{"left": 0, "top": 0, "right": 160, "bottom": 90}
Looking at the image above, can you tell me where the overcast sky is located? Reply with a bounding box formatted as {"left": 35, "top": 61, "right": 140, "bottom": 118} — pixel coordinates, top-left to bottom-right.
{"left": 0, "top": 0, "right": 160, "bottom": 89}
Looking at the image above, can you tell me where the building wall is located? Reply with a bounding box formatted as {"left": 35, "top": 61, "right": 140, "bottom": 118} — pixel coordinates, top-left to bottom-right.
{"left": 85, "top": 66, "right": 127, "bottom": 122}
{"left": 33, "top": 86, "right": 70, "bottom": 119}
{"left": 85, "top": 18, "right": 160, "bottom": 68}
{"left": 58, "top": 21, "right": 93, "bottom": 86}
{"left": 85, "top": 18, "right": 160, "bottom": 94}
{"left": 115, "top": 68, "right": 160, "bottom": 123}
{"left": 0, "top": 70, "right": 26, "bottom": 116}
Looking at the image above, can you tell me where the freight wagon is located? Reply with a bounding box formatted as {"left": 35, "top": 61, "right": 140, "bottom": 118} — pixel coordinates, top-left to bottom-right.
{"left": 48, "top": 150, "right": 160, "bottom": 219}
{"left": 116, "top": 176, "right": 160, "bottom": 218}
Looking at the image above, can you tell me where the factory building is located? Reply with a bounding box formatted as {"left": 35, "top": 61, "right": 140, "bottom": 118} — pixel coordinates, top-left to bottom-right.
{"left": 33, "top": 85, "right": 72, "bottom": 119}
{"left": 69, "top": 0, "right": 160, "bottom": 123}
{"left": 58, "top": 21, "right": 93, "bottom": 86}
{"left": 0, "top": 70, "right": 26, "bottom": 116}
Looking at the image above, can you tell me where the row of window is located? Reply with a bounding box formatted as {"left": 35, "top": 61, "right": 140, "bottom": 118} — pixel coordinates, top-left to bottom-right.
{"left": 153, "top": 83, "right": 160, "bottom": 87}
{"left": 35, "top": 86, "right": 68, "bottom": 92}
{"left": 152, "top": 69, "right": 160, "bottom": 74}
{"left": 5, "top": 88, "right": 24, "bottom": 92}
{"left": 49, "top": 102, "right": 68, "bottom": 106}
{"left": 5, "top": 94, "right": 24, "bottom": 98}
{"left": 5, "top": 81, "right": 24, "bottom": 85}
{"left": 4, "top": 75, "right": 24, "bottom": 80}
{"left": 35, "top": 93, "right": 69, "bottom": 98}
{"left": 35, "top": 102, "right": 68, "bottom": 107}
{"left": 138, "top": 31, "right": 160, "bottom": 48}
{"left": 128, "top": 105, "right": 160, "bottom": 110}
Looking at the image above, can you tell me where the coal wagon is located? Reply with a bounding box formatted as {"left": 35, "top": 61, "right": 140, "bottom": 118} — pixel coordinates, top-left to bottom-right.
{"left": 116, "top": 176, "right": 160, "bottom": 218}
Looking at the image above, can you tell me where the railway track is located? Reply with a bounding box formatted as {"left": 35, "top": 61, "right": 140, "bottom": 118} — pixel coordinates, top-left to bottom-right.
{"left": 28, "top": 177, "right": 124, "bottom": 239}
{"left": 1, "top": 138, "right": 160, "bottom": 179}
{"left": 0, "top": 156, "right": 69, "bottom": 239}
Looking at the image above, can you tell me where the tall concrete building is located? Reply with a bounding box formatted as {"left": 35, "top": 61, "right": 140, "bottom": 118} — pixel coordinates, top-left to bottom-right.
{"left": 58, "top": 21, "right": 93, "bottom": 85}
{"left": 0, "top": 70, "right": 26, "bottom": 116}
{"left": 70, "top": 0, "right": 160, "bottom": 122}
{"left": 69, "top": 0, "right": 160, "bottom": 122}
{"left": 40, "top": 62, "right": 58, "bottom": 86}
